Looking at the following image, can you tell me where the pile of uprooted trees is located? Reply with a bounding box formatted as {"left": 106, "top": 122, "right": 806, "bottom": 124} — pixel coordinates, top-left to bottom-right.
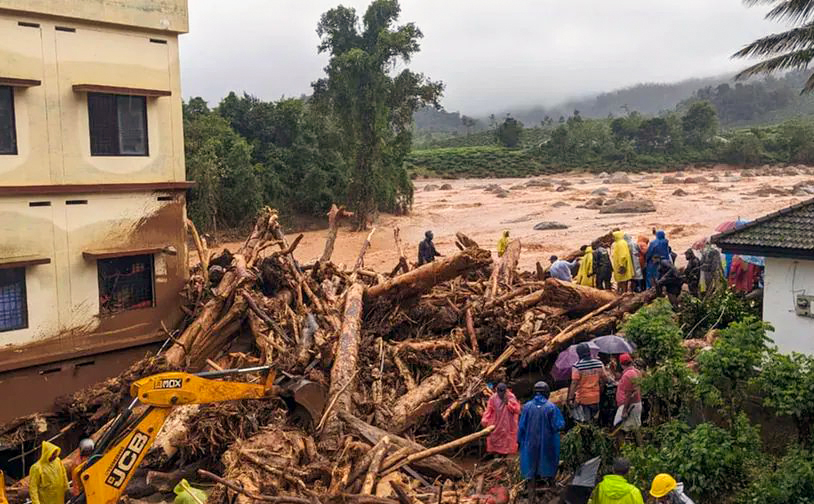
{"left": 2, "top": 206, "right": 658, "bottom": 504}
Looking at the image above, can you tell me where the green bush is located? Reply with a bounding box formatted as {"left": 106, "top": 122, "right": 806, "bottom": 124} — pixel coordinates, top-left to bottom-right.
{"left": 560, "top": 423, "right": 615, "bottom": 473}
{"left": 754, "top": 352, "right": 814, "bottom": 444}
{"left": 622, "top": 299, "right": 684, "bottom": 366}
{"left": 623, "top": 415, "right": 760, "bottom": 502}
{"left": 678, "top": 288, "right": 761, "bottom": 339}
{"left": 639, "top": 358, "right": 697, "bottom": 424}
{"left": 737, "top": 447, "right": 814, "bottom": 504}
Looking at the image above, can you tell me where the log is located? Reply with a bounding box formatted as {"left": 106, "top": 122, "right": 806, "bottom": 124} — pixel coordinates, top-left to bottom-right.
{"left": 390, "top": 355, "right": 478, "bottom": 433}
{"left": 391, "top": 227, "right": 410, "bottom": 276}
{"left": 465, "top": 308, "right": 478, "bottom": 354}
{"left": 381, "top": 426, "right": 494, "bottom": 476}
{"left": 488, "top": 239, "right": 521, "bottom": 298}
{"left": 392, "top": 354, "right": 416, "bottom": 391}
{"left": 145, "top": 459, "right": 208, "bottom": 492}
{"left": 321, "top": 204, "right": 353, "bottom": 263}
{"left": 394, "top": 340, "right": 457, "bottom": 354}
{"left": 361, "top": 437, "right": 390, "bottom": 495}
{"left": 366, "top": 248, "right": 492, "bottom": 304}
{"left": 539, "top": 278, "right": 618, "bottom": 315}
{"left": 522, "top": 289, "right": 658, "bottom": 366}
{"left": 186, "top": 218, "right": 210, "bottom": 286}
{"left": 321, "top": 283, "right": 365, "bottom": 447}
{"left": 198, "top": 470, "right": 311, "bottom": 504}
{"left": 354, "top": 228, "right": 377, "bottom": 272}
{"left": 338, "top": 412, "right": 464, "bottom": 479}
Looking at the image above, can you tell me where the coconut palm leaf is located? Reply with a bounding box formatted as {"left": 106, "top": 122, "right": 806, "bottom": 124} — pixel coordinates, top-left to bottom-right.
{"left": 745, "top": 0, "right": 814, "bottom": 23}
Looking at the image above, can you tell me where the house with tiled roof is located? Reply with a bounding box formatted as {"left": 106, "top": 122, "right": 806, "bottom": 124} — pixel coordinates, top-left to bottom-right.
{"left": 712, "top": 197, "right": 814, "bottom": 354}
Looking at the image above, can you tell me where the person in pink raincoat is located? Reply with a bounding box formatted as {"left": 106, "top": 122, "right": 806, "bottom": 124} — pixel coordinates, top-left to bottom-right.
{"left": 481, "top": 383, "right": 521, "bottom": 455}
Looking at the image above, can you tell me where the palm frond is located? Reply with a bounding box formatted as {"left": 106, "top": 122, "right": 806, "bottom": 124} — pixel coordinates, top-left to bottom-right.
{"left": 733, "top": 23, "right": 814, "bottom": 58}
{"left": 745, "top": 0, "right": 814, "bottom": 23}
{"left": 735, "top": 48, "right": 814, "bottom": 80}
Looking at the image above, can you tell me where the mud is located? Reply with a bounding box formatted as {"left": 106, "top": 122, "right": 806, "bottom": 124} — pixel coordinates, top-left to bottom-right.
{"left": 214, "top": 167, "right": 814, "bottom": 272}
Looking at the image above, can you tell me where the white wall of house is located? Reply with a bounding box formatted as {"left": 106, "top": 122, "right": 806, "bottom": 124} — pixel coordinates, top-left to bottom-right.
{"left": 763, "top": 257, "right": 814, "bottom": 354}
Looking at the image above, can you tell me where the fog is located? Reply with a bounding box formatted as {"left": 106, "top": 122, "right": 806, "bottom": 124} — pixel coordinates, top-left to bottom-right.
{"left": 179, "top": 0, "right": 778, "bottom": 115}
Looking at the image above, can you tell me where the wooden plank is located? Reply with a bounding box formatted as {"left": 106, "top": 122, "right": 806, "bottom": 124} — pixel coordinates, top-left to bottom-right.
{"left": 72, "top": 83, "right": 171, "bottom": 97}
{"left": 0, "top": 256, "right": 50, "bottom": 269}
{"left": 82, "top": 247, "right": 163, "bottom": 260}
{"left": 0, "top": 77, "right": 41, "bottom": 87}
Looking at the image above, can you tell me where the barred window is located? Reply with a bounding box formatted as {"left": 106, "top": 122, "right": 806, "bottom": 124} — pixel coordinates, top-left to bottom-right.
{"left": 88, "top": 93, "right": 147, "bottom": 156}
{"left": 0, "top": 268, "right": 28, "bottom": 332}
{"left": 97, "top": 255, "right": 154, "bottom": 315}
{"left": 0, "top": 86, "right": 17, "bottom": 155}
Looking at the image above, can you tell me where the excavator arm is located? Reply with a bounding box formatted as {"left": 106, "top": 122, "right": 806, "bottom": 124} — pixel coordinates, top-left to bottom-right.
{"left": 72, "top": 366, "right": 284, "bottom": 504}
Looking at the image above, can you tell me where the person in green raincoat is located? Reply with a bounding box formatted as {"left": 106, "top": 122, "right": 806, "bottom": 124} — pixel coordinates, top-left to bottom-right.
{"left": 497, "top": 230, "right": 510, "bottom": 257}
{"left": 29, "top": 441, "right": 68, "bottom": 504}
{"left": 588, "top": 458, "right": 644, "bottom": 504}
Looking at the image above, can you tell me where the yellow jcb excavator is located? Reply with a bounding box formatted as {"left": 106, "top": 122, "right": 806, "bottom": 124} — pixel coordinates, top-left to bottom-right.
{"left": 68, "top": 365, "right": 325, "bottom": 504}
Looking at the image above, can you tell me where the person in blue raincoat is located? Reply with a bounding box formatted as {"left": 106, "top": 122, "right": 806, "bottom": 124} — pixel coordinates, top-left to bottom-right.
{"left": 518, "top": 381, "right": 565, "bottom": 504}
{"left": 645, "top": 230, "right": 671, "bottom": 288}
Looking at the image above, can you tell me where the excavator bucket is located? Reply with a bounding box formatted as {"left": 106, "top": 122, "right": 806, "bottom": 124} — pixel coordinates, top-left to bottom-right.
{"left": 283, "top": 379, "right": 327, "bottom": 428}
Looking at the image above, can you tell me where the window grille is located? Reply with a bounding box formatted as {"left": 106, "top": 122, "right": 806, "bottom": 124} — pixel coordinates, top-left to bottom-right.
{"left": 0, "top": 268, "right": 28, "bottom": 332}
{"left": 97, "top": 255, "right": 154, "bottom": 315}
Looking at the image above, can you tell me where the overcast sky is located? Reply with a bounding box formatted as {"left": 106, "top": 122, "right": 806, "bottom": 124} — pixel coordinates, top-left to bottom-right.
{"left": 179, "top": 0, "right": 781, "bottom": 115}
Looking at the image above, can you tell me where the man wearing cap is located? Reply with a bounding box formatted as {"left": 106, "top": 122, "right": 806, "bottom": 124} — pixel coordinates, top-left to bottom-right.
{"left": 518, "top": 381, "right": 565, "bottom": 504}
{"left": 568, "top": 343, "right": 612, "bottom": 424}
{"left": 481, "top": 383, "right": 521, "bottom": 456}
{"left": 614, "top": 353, "right": 642, "bottom": 445}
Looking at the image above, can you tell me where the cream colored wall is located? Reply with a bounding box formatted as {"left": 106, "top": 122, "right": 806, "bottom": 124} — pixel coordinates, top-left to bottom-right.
{"left": 764, "top": 257, "right": 814, "bottom": 355}
{"left": 0, "top": 13, "right": 186, "bottom": 185}
{"left": 0, "top": 191, "right": 184, "bottom": 347}
{"left": 0, "top": 0, "right": 188, "bottom": 33}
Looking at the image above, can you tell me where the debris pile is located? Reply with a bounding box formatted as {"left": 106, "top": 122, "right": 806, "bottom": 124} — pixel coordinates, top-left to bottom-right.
{"left": 4, "top": 206, "right": 659, "bottom": 504}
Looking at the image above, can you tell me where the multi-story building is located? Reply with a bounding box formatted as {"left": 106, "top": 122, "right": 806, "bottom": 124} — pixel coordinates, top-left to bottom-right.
{"left": 0, "top": 0, "right": 190, "bottom": 422}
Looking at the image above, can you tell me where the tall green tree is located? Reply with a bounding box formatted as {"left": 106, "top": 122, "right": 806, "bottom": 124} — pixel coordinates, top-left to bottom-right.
{"left": 313, "top": 0, "right": 443, "bottom": 228}
{"left": 495, "top": 116, "right": 523, "bottom": 147}
{"left": 736, "top": 0, "right": 814, "bottom": 92}
{"left": 682, "top": 101, "right": 718, "bottom": 148}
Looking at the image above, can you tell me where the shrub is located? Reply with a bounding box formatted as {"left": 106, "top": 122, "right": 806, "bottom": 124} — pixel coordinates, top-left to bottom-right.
{"left": 678, "top": 288, "right": 761, "bottom": 339}
{"left": 622, "top": 299, "right": 684, "bottom": 367}
{"left": 560, "top": 423, "right": 615, "bottom": 473}
{"left": 754, "top": 351, "right": 814, "bottom": 444}
{"left": 623, "top": 415, "right": 760, "bottom": 502}
{"left": 638, "top": 358, "right": 697, "bottom": 424}
{"left": 737, "top": 446, "right": 814, "bottom": 504}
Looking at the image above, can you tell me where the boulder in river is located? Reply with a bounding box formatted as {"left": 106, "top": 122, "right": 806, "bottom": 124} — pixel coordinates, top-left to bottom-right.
{"left": 672, "top": 188, "right": 689, "bottom": 196}
{"left": 599, "top": 199, "right": 657, "bottom": 214}
{"left": 607, "top": 172, "right": 631, "bottom": 184}
{"left": 662, "top": 176, "right": 682, "bottom": 184}
{"left": 525, "top": 179, "right": 553, "bottom": 188}
{"left": 591, "top": 187, "right": 609, "bottom": 195}
{"left": 424, "top": 184, "right": 439, "bottom": 192}
{"left": 439, "top": 183, "right": 453, "bottom": 190}
{"left": 534, "top": 221, "right": 569, "bottom": 231}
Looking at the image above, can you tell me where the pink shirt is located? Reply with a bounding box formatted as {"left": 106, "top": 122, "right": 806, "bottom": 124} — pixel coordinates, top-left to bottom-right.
{"left": 616, "top": 367, "right": 642, "bottom": 407}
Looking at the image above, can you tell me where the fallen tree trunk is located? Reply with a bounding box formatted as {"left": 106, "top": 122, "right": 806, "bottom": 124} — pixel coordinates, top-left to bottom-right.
{"left": 361, "top": 437, "right": 390, "bottom": 495}
{"left": 390, "top": 355, "right": 478, "bottom": 433}
{"left": 488, "top": 239, "right": 521, "bottom": 298}
{"left": 339, "top": 412, "right": 464, "bottom": 479}
{"left": 321, "top": 205, "right": 353, "bottom": 263}
{"left": 539, "top": 278, "right": 618, "bottom": 314}
{"left": 321, "top": 283, "right": 365, "bottom": 447}
{"left": 381, "top": 426, "right": 494, "bottom": 476}
{"left": 366, "top": 248, "right": 492, "bottom": 304}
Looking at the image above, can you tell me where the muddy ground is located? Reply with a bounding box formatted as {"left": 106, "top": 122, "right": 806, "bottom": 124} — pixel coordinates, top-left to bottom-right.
{"left": 214, "top": 167, "right": 814, "bottom": 271}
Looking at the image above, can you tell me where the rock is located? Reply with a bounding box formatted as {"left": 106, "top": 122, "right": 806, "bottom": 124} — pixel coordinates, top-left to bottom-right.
{"left": 722, "top": 176, "right": 741, "bottom": 183}
{"left": 783, "top": 167, "right": 800, "bottom": 176}
{"left": 525, "top": 179, "right": 553, "bottom": 188}
{"left": 578, "top": 197, "right": 605, "bottom": 210}
{"left": 663, "top": 176, "right": 682, "bottom": 184}
{"left": 591, "top": 187, "right": 609, "bottom": 195}
{"left": 439, "top": 183, "right": 453, "bottom": 190}
{"left": 597, "top": 172, "right": 609, "bottom": 178}
{"left": 792, "top": 180, "right": 814, "bottom": 195}
{"left": 599, "top": 199, "right": 657, "bottom": 214}
{"left": 555, "top": 185, "right": 571, "bottom": 192}
{"left": 484, "top": 184, "right": 503, "bottom": 193}
{"left": 741, "top": 170, "right": 756, "bottom": 178}
{"left": 552, "top": 201, "right": 569, "bottom": 208}
{"left": 683, "top": 176, "right": 709, "bottom": 184}
{"left": 533, "top": 221, "right": 569, "bottom": 231}
{"left": 616, "top": 191, "right": 634, "bottom": 200}
{"left": 423, "top": 184, "right": 439, "bottom": 192}
{"left": 750, "top": 184, "right": 790, "bottom": 197}
{"left": 510, "top": 184, "right": 526, "bottom": 190}
{"left": 495, "top": 189, "right": 510, "bottom": 198}
{"left": 672, "top": 188, "right": 689, "bottom": 196}
{"left": 607, "top": 172, "right": 631, "bottom": 184}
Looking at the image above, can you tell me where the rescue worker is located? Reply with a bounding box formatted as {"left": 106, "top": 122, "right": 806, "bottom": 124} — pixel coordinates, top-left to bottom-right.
{"left": 624, "top": 234, "right": 643, "bottom": 292}
{"left": 497, "top": 230, "right": 510, "bottom": 258}
{"left": 549, "top": 255, "right": 579, "bottom": 282}
{"left": 613, "top": 354, "right": 642, "bottom": 445}
{"left": 649, "top": 474, "right": 695, "bottom": 504}
{"left": 70, "top": 439, "right": 95, "bottom": 496}
{"left": 683, "top": 249, "right": 702, "bottom": 297}
{"left": 574, "top": 245, "right": 595, "bottom": 287}
{"left": 418, "top": 231, "right": 442, "bottom": 266}
{"left": 645, "top": 231, "right": 671, "bottom": 289}
{"left": 594, "top": 246, "right": 613, "bottom": 290}
{"left": 656, "top": 256, "right": 684, "bottom": 308}
{"left": 29, "top": 441, "right": 68, "bottom": 504}
{"left": 588, "top": 458, "right": 644, "bottom": 504}
{"left": 700, "top": 242, "right": 724, "bottom": 297}
{"left": 518, "top": 381, "right": 565, "bottom": 504}
{"left": 481, "top": 383, "right": 521, "bottom": 456}
{"left": 568, "top": 343, "right": 612, "bottom": 423}
{"left": 611, "top": 231, "right": 634, "bottom": 293}
{"left": 636, "top": 236, "right": 649, "bottom": 291}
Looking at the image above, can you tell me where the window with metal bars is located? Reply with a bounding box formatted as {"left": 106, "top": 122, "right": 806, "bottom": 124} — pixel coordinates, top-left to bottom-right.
{"left": 88, "top": 93, "right": 148, "bottom": 156}
{"left": 0, "top": 86, "right": 17, "bottom": 155}
{"left": 0, "top": 268, "right": 28, "bottom": 332}
{"left": 97, "top": 255, "right": 155, "bottom": 315}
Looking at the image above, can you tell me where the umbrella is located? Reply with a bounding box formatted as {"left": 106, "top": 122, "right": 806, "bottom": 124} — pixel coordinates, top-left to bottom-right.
{"left": 552, "top": 342, "right": 600, "bottom": 382}
{"left": 590, "top": 334, "right": 635, "bottom": 355}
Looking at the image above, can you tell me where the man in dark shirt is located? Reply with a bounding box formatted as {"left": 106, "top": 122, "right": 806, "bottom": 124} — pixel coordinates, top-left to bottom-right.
{"left": 418, "top": 230, "right": 443, "bottom": 266}
{"left": 683, "top": 249, "right": 701, "bottom": 297}
{"left": 656, "top": 256, "right": 683, "bottom": 308}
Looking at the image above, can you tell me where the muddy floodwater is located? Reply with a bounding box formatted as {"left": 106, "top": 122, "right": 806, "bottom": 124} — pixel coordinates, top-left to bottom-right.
{"left": 215, "top": 167, "right": 814, "bottom": 271}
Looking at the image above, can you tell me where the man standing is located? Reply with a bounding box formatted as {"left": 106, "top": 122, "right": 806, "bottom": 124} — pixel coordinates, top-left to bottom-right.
{"left": 71, "top": 439, "right": 95, "bottom": 496}
{"left": 594, "top": 246, "right": 613, "bottom": 290}
{"left": 613, "top": 354, "right": 642, "bottom": 445}
{"left": 611, "top": 231, "right": 634, "bottom": 293}
{"left": 683, "top": 249, "right": 702, "bottom": 297}
{"left": 588, "top": 458, "right": 644, "bottom": 504}
{"left": 497, "top": 230, "right": 510, "bottom": 258}
{"left": 549, "top": 255, "right": 579, "bottom": 282}
{"left": 518, "top": 381, "right": 565, "bottom": 504}
{"left": 418, "top": 230, "right": 442, "bottom": 266}
{"left": 568, "top": 343, "right": 611, "bottom": 423}
{"left": 700, "top": 242, "right": 723, "bottom": 297}
{"left": 481, "top": 383, "right": 521, "bottom": 456}
{"left": 29, "top": 441, "right": 69, "bottom": 504}
{"left": 656, "top": 256, "right": 684, "bottom": 308}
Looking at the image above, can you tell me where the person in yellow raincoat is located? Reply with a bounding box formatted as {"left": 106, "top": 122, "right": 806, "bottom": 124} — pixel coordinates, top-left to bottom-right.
{"left": 574, "top": 245, "right": 595, "bottom": 287}
{"left": 497, "top": 230, "right": 510, "bottom": 257}
{"left": 611, "top": 231, "right": 634, "bottom": 293}
{"left": 29, "top": 441, "right": 68, "bottom": 504}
